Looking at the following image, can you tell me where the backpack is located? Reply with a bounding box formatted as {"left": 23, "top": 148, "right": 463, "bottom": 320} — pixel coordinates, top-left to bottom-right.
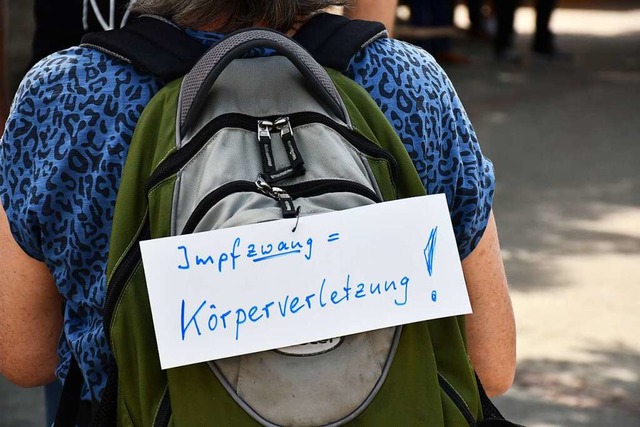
{"left": 55, "top": 14, "right": 514, "bottom": 427}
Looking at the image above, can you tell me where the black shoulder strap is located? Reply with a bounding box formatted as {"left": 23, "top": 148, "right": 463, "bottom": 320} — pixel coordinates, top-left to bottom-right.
{"left": 81, "top": 16, "right": 207, "bottom": 81}
{"left": 80, "top": 14, "right": 387, "bottom": 80}
{"left": 53, "top": 356, "right": 84, "bottom": 427}
{"left": 292, "top": 13, "right": 387, "bottom": 71}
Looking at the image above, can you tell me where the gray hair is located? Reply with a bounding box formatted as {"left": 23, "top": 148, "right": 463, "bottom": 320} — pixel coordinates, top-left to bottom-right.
{"left": 128, "top": 0, "right": 351, "bottom": 32}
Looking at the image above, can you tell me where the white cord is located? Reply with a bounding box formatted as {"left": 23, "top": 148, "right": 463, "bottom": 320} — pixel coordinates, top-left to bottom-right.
{"left": 90, "top": 0, "right": 111, "bottom": 29}
{"left": 121, "top": 6, "right": 131, "bottom": 27}
{"left": 83, "top": 0, "right": 133, "bottom": 31}
{"left": 82, "top": 0, "right": 89, "bottom": 30}
{"left": 109, "top": 0, "right": 115, "bottom": 29}
{"left": 121, "top": 0, "right": 136, "bottom": 27}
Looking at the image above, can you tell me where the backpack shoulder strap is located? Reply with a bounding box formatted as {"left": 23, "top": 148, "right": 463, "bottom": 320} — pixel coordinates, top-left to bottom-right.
{"left": 81, "top": 14, "right": 387, "bottom": 80}
{"left": 292, "top": 13, "right": 387, "bottom": 71}
{"left": 80, "top": 15, "right": 206, "bottom": 81}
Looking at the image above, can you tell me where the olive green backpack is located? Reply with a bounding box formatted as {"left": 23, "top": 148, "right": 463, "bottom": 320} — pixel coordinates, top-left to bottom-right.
{"left": 56, "top": 14, "right": 514, "bottom": 427}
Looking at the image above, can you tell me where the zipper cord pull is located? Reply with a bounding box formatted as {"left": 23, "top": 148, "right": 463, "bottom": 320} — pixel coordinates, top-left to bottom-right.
{"left": 274, "top": 117, "right": 305, "bottom": 173}
{"left": 255, "top": 175, "right": 298, "bottom": 218}
{"left": 275, "top": 190, "right": 298, "bottom": 219}
{"left": 257, "top": 120, "right": 277, "bottom": 177}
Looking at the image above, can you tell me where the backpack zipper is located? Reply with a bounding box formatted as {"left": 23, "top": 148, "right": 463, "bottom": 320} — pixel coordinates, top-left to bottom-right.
{"left": 107, "top": 176, "right": 380, "bottom": 326}
{"left": 181, "top": 178, "right": 381, "bottom": 235}
{"left": 142, "top": 177, "right": 381, "bottom": 427}
{"left": 286, "top": 179, "right": 381, "bottom": 201}
{"left": 274, "top": 117, "right": 304, "bottom": 173}
{"left": 145, "top": 112, "right": 398, "bottom": 194}
{"left": 145, "top": 114, "right": 251, "bottom": 193}
{"left": 105, "top": 111, "right": 397, "bottom": 422}
{"left": 257, "top": 117, "right": 306, "bottom": 182}
{"left": 107, "top": 109, "right": 391, "bottom": 336}
{"left": 287, "top": 112, "right": 399, "bottom": 185}
{"left": 153, "top": 388, "right": 171, "bottom": 427}
{"left": 438, "top": 373, "right": 477, "bottom": 426}
{"left": 255, "top": 175, "right": 298, "bottom": 218}
{"left": 103, "top": 220, "right": 150, "bottom": 340}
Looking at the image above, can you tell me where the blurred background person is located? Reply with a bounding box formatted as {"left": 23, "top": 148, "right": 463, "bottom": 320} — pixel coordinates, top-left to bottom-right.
{"left": 494, "top": 0, "right": 570, "bottom": 61}
{"left": 394, "top": 0, "right": 471, "bottom": 65}
{"left": 31, "top": 0, "right": 131, "bottom": 65}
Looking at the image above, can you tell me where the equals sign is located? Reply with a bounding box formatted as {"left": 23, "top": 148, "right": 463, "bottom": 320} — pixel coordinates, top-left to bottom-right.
{"left": 327, "top": 233, "right": 340, "bottom": 242}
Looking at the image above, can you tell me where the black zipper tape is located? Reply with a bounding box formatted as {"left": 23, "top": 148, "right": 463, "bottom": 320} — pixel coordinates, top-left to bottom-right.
{"left": 288, "top": 112, "right": 399, "bottom": 184}
{"left": 153, "top": 389, "right": 171, "bottom": 427}
{"left": 181, "top": 181, "right": 257, "bottom": 234}
{"left": 145, "top": 112, "right": 398, "bottom": 194}
{"left": 103, "top": 220, "right": 150, "bottom": 341}
{"left": 181, "top": 178, "right": 381, "bottom": 235}
{"left": 145, "top": 114, "right": 250, "bottom": 193}
{"left": 438, "top": 373, "right": 477, "bottom": 426}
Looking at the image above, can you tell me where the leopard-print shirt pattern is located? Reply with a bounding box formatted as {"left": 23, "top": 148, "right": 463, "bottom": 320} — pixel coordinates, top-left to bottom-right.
{"left": 0, "top": 33, "right": 493, "bottom": 400}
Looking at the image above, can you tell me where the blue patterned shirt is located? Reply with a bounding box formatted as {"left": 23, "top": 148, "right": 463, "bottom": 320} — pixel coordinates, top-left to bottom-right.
{"left": 0, "top": 28, "right": 494, "bottom": 400}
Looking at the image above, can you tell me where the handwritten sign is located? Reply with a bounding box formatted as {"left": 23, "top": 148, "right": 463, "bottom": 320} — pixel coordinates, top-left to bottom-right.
{"left": 140, "top": 194, "right": 471, "bottom": 369}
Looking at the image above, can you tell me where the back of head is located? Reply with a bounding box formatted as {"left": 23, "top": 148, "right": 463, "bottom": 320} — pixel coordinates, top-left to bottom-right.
{"left": 128, "top": 0, "right": 352, "bottom": 32}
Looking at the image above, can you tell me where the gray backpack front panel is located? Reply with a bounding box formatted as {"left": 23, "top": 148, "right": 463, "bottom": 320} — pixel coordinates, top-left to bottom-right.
{"left": 170, "top": 33, "right": 401, "bottom": 426}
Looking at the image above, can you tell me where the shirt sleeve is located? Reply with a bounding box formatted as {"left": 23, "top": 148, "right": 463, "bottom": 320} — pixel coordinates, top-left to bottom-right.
{"left": 345, "top": 38, "right": 495, "bottom": 259}
{"left": 0, "top": 58, "right": 52, "bottom": 261}
{"left": 0, "top": 47, "right": 160, "bottom": 400}
{"left": 0, "top": 47, "right": 159, "bottom": 268}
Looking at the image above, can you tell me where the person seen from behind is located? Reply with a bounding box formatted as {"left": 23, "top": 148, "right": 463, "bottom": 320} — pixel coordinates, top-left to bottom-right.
{"left": 0, "top": 0, "right": 516, "bottom": 424}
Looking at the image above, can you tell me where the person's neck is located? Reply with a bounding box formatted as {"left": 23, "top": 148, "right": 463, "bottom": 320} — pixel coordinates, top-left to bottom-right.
{"left": 196, "top": 15, "right": 311, "bottom": 36}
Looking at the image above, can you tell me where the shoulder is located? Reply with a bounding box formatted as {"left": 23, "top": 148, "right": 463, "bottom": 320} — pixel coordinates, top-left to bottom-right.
{"left": 6, "top": 45, "right": 161, "bottom": 156}
{"left": 5, "top": 44, "right": 162, "bottom": 176}
{"left": 5, "top": 45, "right": 160, "bottom": 174}
{"left": 13, "top": 46, "right": 158, "bottom": 115}
{"left": 347, "top": 37, "right": 449, "bottom": 99}
{"left": 346, "top": 37, "right": 495, "bottom": 259}
{"left": 345, "top": 37, "right": 458, "bottom": 132}
{"left": 354, "top": 36, "right": 439, "bottom": 68}
{"left": 1, "top": 46, "right": 160, "bottom": 258}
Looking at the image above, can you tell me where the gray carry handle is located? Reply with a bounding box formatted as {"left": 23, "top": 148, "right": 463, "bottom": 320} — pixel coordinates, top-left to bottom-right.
{"left": 178, "top": 28, "right": 348, "bottom": 138}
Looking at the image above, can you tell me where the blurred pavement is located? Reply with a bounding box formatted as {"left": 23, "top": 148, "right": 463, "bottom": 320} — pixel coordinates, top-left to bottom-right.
{"left": 1, "top": 0, "right": 639, "bottom": 426}
{"left": 446, "top": 1, "right": 640, "bottom": 425}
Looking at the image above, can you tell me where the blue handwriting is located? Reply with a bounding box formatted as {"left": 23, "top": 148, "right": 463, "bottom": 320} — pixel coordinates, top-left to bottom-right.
{"left": 180, "top": 273, "right": 411, "bottom": 342}
{"left": 177, "top": 236, "right": 314, "bottom": 272}
{"left": 177, "top": 237, "right": 241, "bottom": 273}
{"left": 423, "top": 227, "right": 438, "bottom": 277}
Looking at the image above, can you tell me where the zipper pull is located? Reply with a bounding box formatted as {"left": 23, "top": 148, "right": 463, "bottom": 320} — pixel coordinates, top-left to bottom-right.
{"left": 274, "top": 117, "right": 305, "bottom": 172}
{"left": 257, "top": 120, "right": 276, "bottom": 176}
{"left": 255, "top": 175, "right": 298, "bottom": 218}
{"left": 274, "top": 190, "right": 297, "bottom": 219}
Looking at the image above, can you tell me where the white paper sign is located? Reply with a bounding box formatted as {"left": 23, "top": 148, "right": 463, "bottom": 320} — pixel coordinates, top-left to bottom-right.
{"left": 140, "top": 194, "right": 471, "bottom": 369}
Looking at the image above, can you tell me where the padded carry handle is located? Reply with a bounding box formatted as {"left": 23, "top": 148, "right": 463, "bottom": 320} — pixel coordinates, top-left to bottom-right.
{"left": 178, "top": 28, "right": 348, "bottom": 138}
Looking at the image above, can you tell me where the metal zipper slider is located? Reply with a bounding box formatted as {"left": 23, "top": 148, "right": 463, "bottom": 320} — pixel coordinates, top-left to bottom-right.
{"left": 257, "top": 120, "right": 276, "bottom": 174}
{"left": 274, "top": 117, "right": 304, "bottom": 172}
{"left": 255, "top": 175, "right": 298, "bottom": 218}
{"left": 257, "top": 120, "right": 273, "bottom": 140}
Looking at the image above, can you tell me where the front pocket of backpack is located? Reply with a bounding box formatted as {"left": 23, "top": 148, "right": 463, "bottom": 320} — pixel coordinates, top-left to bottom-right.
{"left": 211, "top": 327, "right": 399, "bottom": 427}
